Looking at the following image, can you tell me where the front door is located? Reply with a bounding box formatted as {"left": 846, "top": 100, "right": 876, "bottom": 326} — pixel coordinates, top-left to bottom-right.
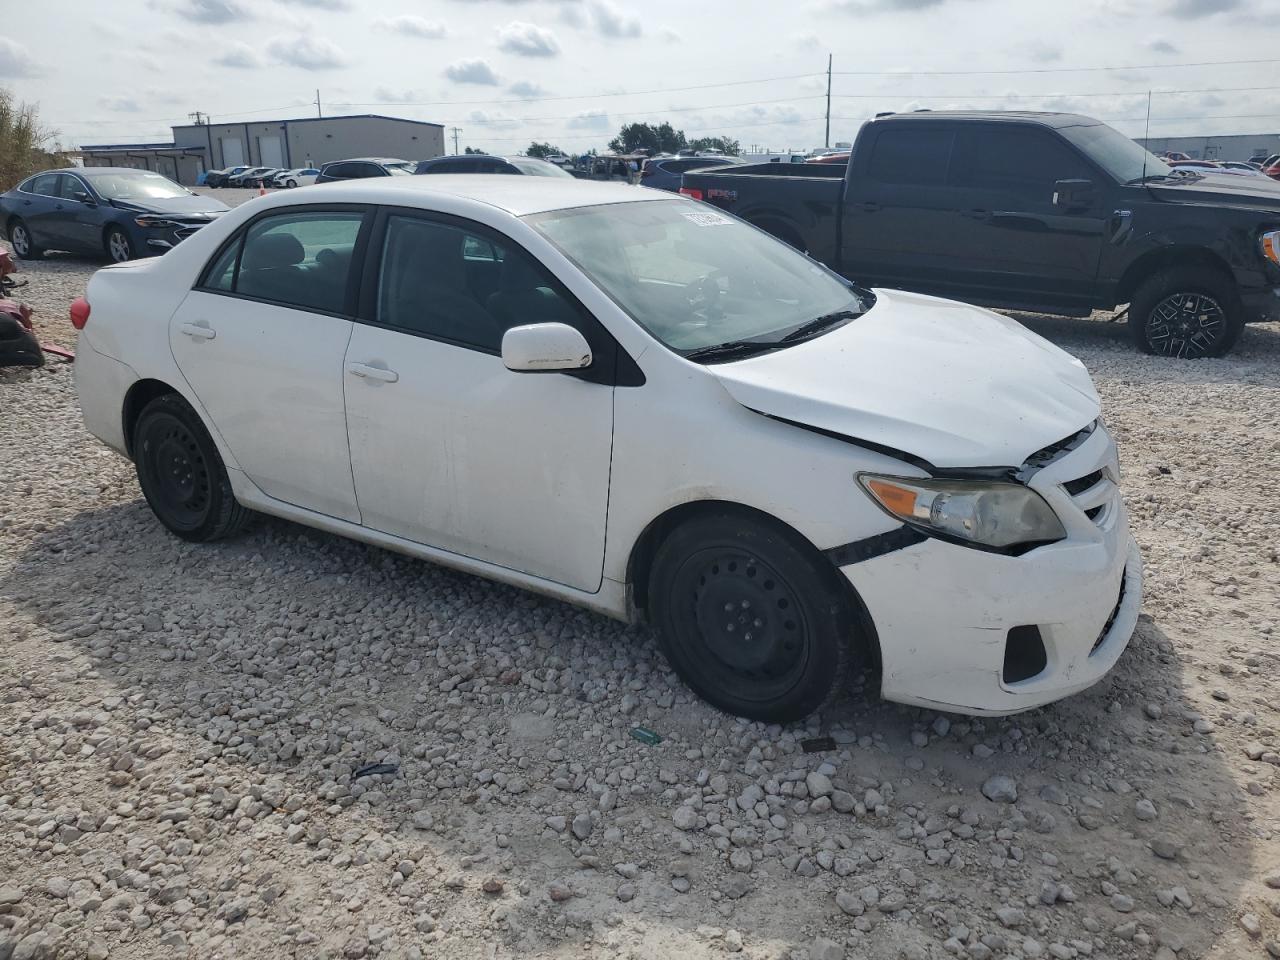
{"left": 943, "top": 124, "right": 1106, "bottom": 307}
{"left": 55, "top": 174, "right": 106, "bottom": 253}
{"left": 169, "top": 207, "right": 369, "bottom": 522}
{"left": 344, "top": 212, "right": 615, "bottom": 592}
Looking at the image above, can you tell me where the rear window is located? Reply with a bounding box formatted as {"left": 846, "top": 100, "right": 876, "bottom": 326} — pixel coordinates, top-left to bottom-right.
{"left": 866, "top": 127, "right": 953, "bottom": 186}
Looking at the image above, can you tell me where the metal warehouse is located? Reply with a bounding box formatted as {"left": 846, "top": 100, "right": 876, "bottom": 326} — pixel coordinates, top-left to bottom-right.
{"left": 80, "top": 114, "right": 447, "bottom": 184}
{"left": 1135, "top": 131, "right": 1280, "bottom": 162}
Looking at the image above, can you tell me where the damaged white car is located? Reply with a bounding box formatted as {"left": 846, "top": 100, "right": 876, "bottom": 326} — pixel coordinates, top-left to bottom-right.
{"left": 72, "top": 176, "right": 1142, "bottom": 721}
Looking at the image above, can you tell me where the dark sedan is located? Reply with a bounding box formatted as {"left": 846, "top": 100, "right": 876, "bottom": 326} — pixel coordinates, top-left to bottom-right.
{"left": 639, "top": 155, "right": 742, "bottom": 192}
{"left": 414, "top": 155, "right": 573, "bottom": 177}
{"left": 314, "top": 158, "right": 415, "bottom": 183}
{"left": 0, "top": 167, "right": 230, "bottom": 263}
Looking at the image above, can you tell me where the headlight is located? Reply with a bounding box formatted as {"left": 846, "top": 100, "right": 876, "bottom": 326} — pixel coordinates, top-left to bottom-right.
{"left": 858, "top": 474, "right": 1066, "bottom": 550}
{"left": 1262, "top": 229, "right": 1280, "bottom": 267}
{"left": 134, "top": 216, "right": 179, "bottom": 229}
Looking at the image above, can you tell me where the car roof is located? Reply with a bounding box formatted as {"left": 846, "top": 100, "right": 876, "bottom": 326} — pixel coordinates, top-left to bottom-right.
{"left": 268, "top": 175, "right": 679, "bottom": 216}
{"left": 874, "top": 110, "right": 1101, "bottom": 129}
{"left": 328, "top": 157, "right": 408, "bottom": 164}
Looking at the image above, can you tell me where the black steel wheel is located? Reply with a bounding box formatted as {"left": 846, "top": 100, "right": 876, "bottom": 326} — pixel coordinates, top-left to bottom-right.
{"left": 1129, "top": 266, "right": 1243, "bottom": 359}
{"left": 649, "top": 511, "right": 859, "bottom": 722}
{"left": 133, "top": 393, "right": 250, "bottom": 542}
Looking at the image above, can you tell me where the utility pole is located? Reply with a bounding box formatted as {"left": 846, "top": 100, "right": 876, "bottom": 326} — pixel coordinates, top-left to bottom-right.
{"left": 188, "top": 110, "right": 207, "bottom": 125}
{"left": 451, "top": 127, "right": 462, "bottom": 155}
{"left": 315, "top": 89, "right": 322, "bottom": 118}
{"left": 825, "top": 54, "right": 832, "bottom": 149}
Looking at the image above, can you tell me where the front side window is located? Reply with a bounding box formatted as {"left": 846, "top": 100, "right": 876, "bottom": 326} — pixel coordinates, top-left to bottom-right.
{"left": 82, "top": 170, "right": 189, "bottom": 201}
{"left": 866, "top": 127, "right": 953, "bottom": 186}
{"left": 528, "top": 199, "right": 872, "bottom": 356}
{"left": 204, "top": 210, "right": 364, "bottom": 314}
{"left": 57, "top": 175, "right": 90, "bottom": 201}
{"left": 1058, "top": 121, "right": 1170, "bottom": 184}
{"left": 950, "top": 127, "right": 1092, "bottom": 203}
{"left": 377, "top": 215, "right": 581, "bottom": 352}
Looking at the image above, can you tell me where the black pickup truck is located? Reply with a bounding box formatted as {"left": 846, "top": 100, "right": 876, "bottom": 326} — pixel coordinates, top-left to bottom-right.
{"left": 680, "top": 111, "right": 1280, "bottom": 358}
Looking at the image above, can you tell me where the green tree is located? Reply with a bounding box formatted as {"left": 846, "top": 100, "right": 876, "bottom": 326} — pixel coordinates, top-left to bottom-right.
{"left": 608, "top": 121, "right": 688, "bottom": 155}
{"left": 524, "top": 141, "right": 564, "bottom": 159}
{"left": 0, "top": 88, "right": 67, "bottom": 191}
{"left": 689, "top": 136, "right": 741, "bottom": 156}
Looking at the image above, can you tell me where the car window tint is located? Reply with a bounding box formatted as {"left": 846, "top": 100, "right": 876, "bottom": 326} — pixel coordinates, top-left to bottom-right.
{"left": 951, "top": 127, "right": 1091, "bottom": 202}
{"left": 202, "top": 239, "right": 240, "bottom": 292}
{"left": 58, "top": 176, "right": 88, "bottom": 200}
{"left": 322, "top": 163, "right": 350, "bottom": 179}
{"left": 866, "top": 127, "right": 953, "bottom": 186}
{"left": 234, "top": 211, "right": 364, "bottom": 313}
{"left": 357, "top": 163, "right": 386, "bottom": 178}
{"left": 377, "top": 215, "right": 580, "bottom": 352}
{"left": 30, "top": 174, "right": 61, "bottom": 197}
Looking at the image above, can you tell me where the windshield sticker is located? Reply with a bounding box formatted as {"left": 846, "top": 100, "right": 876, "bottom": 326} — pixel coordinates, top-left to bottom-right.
{"left": 681, "top": 211, "right": 733, "bottom": 227}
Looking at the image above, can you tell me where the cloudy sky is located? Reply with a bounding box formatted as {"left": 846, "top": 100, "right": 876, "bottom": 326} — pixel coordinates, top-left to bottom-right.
{"left": 2, "top": 0, "right": 1278, "bottom": 156}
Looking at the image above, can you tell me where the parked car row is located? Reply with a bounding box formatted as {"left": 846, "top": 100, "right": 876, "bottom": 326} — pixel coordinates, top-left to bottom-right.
{"left": 205, "top": 166, "right": 320, "bottom": 188}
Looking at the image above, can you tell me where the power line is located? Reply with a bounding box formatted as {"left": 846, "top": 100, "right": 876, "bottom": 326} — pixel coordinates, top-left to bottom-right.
{"left": 833, "top": 57, "right": 1280, "bottom": 76}
{"left": 831, "top": 85, "right": 1276, "bottom": 101}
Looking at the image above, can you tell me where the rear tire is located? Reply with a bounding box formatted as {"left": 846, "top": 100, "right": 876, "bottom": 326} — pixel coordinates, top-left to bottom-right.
{"left": 133, "top": 393, "right": 251, "bottom": 542}
{"left": 8, "top": 219, "right": 41, "bottom": 259}
{"left": 1127, "top": 266, "right": 1243, "bottom": 358}
{"left": 649, "top": 511, "right": 857, "bottom": 722}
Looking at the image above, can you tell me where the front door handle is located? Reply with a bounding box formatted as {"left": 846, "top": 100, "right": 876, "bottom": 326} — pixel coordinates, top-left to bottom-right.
{"left": 346, "top": 361, "right": 399, "bottom": 383}
{"left": 861, "top": 201, "right": 880, "bottom": 213}
{"left": 962, "top": 208, "right": 990, "bottom": 220}
{"left": 179, "top": 322, "right": 216, "bottom": 340}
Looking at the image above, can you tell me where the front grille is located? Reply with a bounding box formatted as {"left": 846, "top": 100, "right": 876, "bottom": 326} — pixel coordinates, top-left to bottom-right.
{"left": 1023, "top": 421, "right": 1096, "bottom": 472}
{"left": 174, "top": 226, "right": 203, "bottom": 242}
{"left": 1063, "top": 470, "right": 1104, "bottom": 496}
{"left": 1090, "top": 576, "right": 1126, "bottom": 655}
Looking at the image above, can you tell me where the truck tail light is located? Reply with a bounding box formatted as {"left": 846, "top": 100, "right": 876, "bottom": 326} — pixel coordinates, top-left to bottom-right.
{"left": 70, "top": 297, "right": 90, "bottom": 330}
{"left": 679, "top": 187, "right": 703, "bottom": 200}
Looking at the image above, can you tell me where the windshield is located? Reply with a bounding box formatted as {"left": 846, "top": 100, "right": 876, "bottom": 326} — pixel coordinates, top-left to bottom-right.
{"left": 83, "top": 170, "right": 190, "bottom": 201}
{"left": 1058, "top": 122, "right": 1171, "bottom": 183}
{"left": 527, "top": 199, "right": 872, "bottom": 357}
{"left": 507, "top": 157, "right": 574, "bottom": 178}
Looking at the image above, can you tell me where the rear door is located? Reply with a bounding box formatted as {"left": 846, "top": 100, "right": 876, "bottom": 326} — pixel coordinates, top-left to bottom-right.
{"left": 169, "top": 206, "right": 369, "bottom": 522}
{"left": 17, "top": 174, "right": 63, "bottom": 249}
{"left": 839, "top": 123, "right": 959, "bottom": 289}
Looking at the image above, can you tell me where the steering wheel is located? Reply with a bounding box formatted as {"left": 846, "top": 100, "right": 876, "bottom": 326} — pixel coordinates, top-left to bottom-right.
{"left": 685, "top": 268, "right": 731, "bottom": 324}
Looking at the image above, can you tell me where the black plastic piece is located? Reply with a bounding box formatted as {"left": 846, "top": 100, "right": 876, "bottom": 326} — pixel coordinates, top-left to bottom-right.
{"left": 825, "top": 525, "right": 927, "bottom": 567}
{"left": 1002, "top": 625, "right": 1047, "bottom": 683}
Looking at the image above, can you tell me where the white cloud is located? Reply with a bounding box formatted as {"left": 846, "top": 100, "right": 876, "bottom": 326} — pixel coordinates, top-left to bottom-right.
{"left": 0, "top": 37, "right": 41, "bottom": 78}
{"left": 507, "top": 80, "right": 548, "bottom": 97}
{"left": 1024, "top": 40, "right": 1063, "bottom": 62}
{"left": 1167, "top": 0, "right": 1238, "bottom": 16}
{"left": 175, "top": 0, "right": 252, "bottom": 23}
{"left": 445, "top": 58, "right": 500, "bottom": 84}
{"left": 468, "top": 109, "right": 520, "bottom": 128}
{"left": 97, "top": 96, "right": 141, "bottom": 113}
{"left": 266, "top": 34, "right": 350, "bottom": 70}
{"left": 1146, "top": 37, "right": 1180, "bottom": 53}
{"left": 567, "top": 109, "right": 609, "bottom": 129}
{"left": 590, "top": 0, "right": 641, "bottom": 37}
{"left": 373, "top": 86, "right": 421, "bottom": 102}
{"left": 214, "top": 41, "right": 261, "bottom": 68}
{"left": 374, "top": 15, "right": 448, "bottom": 38}
{"left": 277, "top": 0, "right": 351, "bottom": 8}
{"left": 497, "top": 21, "right": 561, "bottom": 57}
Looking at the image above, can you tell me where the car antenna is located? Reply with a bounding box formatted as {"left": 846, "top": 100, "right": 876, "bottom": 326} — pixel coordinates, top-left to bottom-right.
{"left": 1141, "top": 90, "right": 1151, "bottom": 181}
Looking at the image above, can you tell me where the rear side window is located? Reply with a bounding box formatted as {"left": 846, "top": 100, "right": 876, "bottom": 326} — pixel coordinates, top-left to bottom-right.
{"left": 866, "top": 127, "right": 953, "bottom": 186}
{"left": 200, "top": 210, "right": 365, "bottom": 314}
{"left": 322, "top": 162, "right": 352, "bottom": 179}
{"left": 28, "top": 174, "right": 61, "bottom": 197}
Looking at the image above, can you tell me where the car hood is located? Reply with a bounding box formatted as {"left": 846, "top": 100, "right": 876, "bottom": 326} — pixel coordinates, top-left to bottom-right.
{"left": 1147, "top": 173, "right": 1280, "bottom": 211}
{"left": 709, "top": 288, "right": 1100, "bottom": 469}
{"left": 107, "top": 194, "right": 230, "bottom": 217}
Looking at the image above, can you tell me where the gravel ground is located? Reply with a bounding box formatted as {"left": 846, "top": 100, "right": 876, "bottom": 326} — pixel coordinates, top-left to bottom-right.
{"left": 2, "top": 191, "right": 1279, "bottom": 960}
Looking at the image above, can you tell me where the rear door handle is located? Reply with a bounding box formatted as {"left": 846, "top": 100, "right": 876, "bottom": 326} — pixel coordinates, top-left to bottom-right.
{"left": 962, "top": 208, "right": 990, "bottom": 220}
{"left": 861, "top": 201, "right": 880, "bottom": 213}
{"left": 179, "top": 322, "right": 216, "bottom": 340}
{"left": 346, "top": 361, "right": 399, "bottom": 383}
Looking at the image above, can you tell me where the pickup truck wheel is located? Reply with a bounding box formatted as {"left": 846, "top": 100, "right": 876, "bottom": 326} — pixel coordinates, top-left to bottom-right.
{"left": 1128, "top": 267, "right": 1243, "bottom": 359}
{"left": 649, "top": 512, "right": 857, "bottom": 722}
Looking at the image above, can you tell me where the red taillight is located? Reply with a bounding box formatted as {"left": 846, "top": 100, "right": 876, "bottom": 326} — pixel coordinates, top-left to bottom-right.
{"left": 679, "top": 187, "right": 703, "bottom": 200}
{"left": 70, "top": 297, "right": 90, "bottom": 330}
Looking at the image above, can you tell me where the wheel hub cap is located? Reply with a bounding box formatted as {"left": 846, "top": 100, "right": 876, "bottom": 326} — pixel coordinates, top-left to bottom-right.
{"left": 691, "top": 553, "right": 803, "bottom": 683}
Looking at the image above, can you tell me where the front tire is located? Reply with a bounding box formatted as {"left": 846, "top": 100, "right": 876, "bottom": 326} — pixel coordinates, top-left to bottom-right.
{"left": 8, "top": 219, "right": 41, "bottom": 259}
{"left": 649, "top": 511, "right": 857, "bottom": 722}
{"left": 133, "top": 393, "right": 251, "bottom": 542}
{"left": 1128, "top": 266, "right": 1243, "bottom": 359}
{"left": 286, "top": 179, "right": 297, "bottom": 188}
{"left": 105, "top": 226, "right": 134, "bottom": 263}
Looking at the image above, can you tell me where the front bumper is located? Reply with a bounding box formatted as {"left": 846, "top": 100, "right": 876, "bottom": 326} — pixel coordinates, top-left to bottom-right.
{"left": 136, "top": 220, "right": 212, "bottom": 255}
{"left": 842, "top": 423, "right": 1144, "bottom": 716}
{"left": 1240, "top": 285, "right": 1280, "bottom": 323}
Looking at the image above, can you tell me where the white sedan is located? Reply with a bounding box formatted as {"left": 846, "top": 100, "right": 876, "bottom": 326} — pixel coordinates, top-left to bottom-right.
{"left": 71, "top": 177, "right": 1142, "bottom": 721}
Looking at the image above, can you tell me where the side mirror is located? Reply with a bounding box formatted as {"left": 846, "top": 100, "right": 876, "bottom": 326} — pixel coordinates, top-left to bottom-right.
{"left": 73, "top": 191, "right": 96, "bottom": 205}
{"left": 1052, "top": 178, "right": 1095, "bottom": 211}
{"left": 501, "top": 322, "right": 592, "bottom": 372}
